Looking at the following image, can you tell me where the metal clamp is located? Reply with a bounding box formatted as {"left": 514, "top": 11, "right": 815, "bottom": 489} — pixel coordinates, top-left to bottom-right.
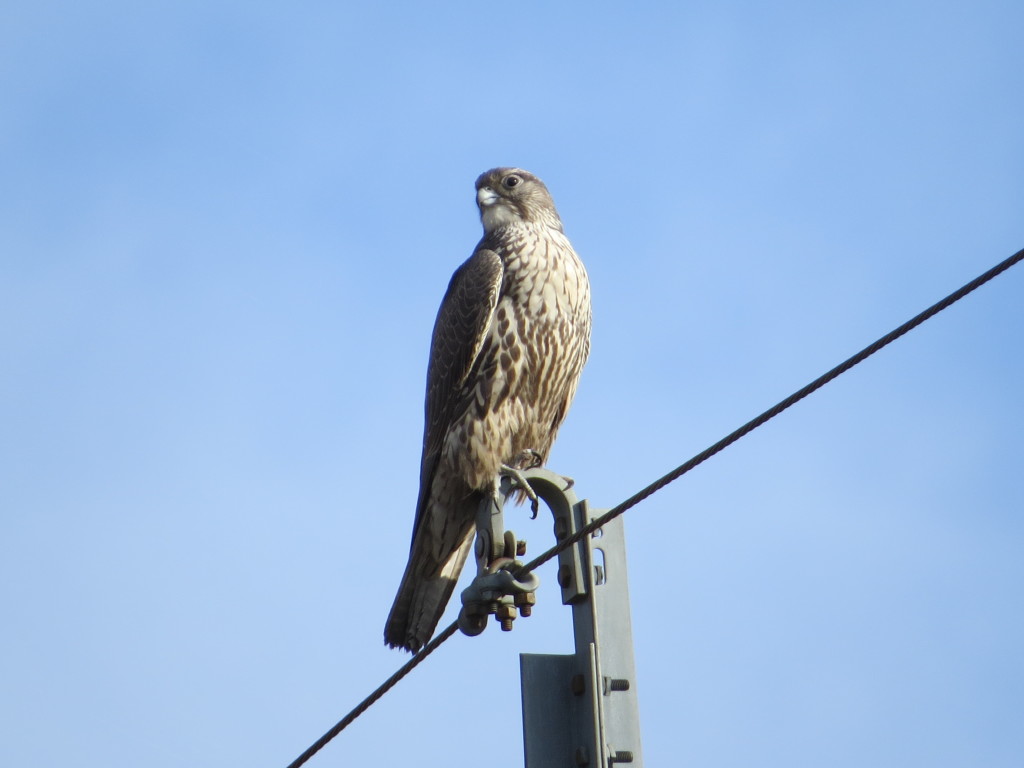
{"left": 458, "top": 560, "right": 540, "bottom": 636}
{"left": 458, "top": 471, "right": 553, "bottom": 638}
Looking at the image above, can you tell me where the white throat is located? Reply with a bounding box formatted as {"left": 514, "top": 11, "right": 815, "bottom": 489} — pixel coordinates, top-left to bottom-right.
{"left": 480, "top": 202, "right": 520, "bottom": 232}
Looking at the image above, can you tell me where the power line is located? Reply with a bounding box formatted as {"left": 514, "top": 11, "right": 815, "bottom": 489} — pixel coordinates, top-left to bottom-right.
{"left": 285, "top": 621, "right": 458, "bottom": 768}
{"left": 516, "top": 245, "right": 1024, "bottom": 577}
{"left": 285, "top": 246, "right": 1023, "bottom": 767}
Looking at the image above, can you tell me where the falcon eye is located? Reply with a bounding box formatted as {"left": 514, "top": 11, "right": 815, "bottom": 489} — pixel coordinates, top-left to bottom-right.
{"left": 503, "top": 175, "right": 521, "bottom": 189}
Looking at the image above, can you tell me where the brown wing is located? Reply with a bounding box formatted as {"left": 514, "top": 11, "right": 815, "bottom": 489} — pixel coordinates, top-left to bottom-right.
{"left": 409, "top": 247, "right": 503, "bottom": 546}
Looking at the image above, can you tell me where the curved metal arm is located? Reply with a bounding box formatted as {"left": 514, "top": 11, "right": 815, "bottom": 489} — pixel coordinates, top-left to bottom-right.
{"left": 458, "top": 467, "right": 576, "bottom": 638}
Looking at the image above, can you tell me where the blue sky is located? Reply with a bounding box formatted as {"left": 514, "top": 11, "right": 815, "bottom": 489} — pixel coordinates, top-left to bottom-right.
{"left": 2, "top": 2, "right": 1023, "bottom": 766}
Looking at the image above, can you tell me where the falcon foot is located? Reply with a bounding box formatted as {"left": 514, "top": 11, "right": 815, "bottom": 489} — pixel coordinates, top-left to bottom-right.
{"left": 510, "top": 449, "right": 543, "bottom": 471}
{"left": 499, "top": 463, "right": 541, "bottom": 518}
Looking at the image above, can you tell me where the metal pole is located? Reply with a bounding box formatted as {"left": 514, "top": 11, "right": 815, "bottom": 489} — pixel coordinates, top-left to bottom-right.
{"left": 519, "top": 469, "right": 643, "bottom": 767}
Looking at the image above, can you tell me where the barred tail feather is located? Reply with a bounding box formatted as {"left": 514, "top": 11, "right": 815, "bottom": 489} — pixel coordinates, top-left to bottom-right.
{"left": 384, "top": 526, "right": 475, "bottom": 652}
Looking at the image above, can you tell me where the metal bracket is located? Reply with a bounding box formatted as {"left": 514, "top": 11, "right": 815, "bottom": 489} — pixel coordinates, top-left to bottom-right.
{"left": 457, "top": 474, "right": 540, "bottom": 637}
{"left": 473, "top": 474, "right": 519, "bottom": 574}
{"left": 456, "top": 467, "right": 644, "bottom": 765}
{"left": 518, "top": 468, "right": 644, "bottom": 768}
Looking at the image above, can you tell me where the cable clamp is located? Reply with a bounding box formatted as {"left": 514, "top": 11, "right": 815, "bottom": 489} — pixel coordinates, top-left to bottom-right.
{"left": 458, "top": 556, "right": 540, "bottom": 637}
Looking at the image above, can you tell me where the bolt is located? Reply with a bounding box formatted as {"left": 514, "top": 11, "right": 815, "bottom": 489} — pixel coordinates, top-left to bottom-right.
{"left": 557, "top": 564, "right": 572, "bottom": 588}
{"left": 607, "top": 678, "right": 630, "bottom": 692}
{"left": 496, "top": 603, "right": 517, "bottom": 631}
{"left": 570, "top": 674, "right": 585, "bottom": 696}
{"left": 574, "top": 746, "right": 590, "bottom": 766}
{"left": 554, "top": 517, "right": 568, "bottom": 540}
{"left": 514, "top": 592, "right": 536, "bottom": 617}
{"left": 609, "top": 750, "right": 634, "bottom": 764}
{"left": 516, "top": 539, "right": 527, "bottom": 557}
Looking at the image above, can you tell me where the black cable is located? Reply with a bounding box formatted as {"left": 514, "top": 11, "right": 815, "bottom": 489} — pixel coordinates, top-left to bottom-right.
{"left": 286, "top": 246, "right": 1023, "bottom": 767}
{"left": 285, "top": 621, "right": 458, "bottom": 768}
{"left": 516, "top": 246, "right": 1024, "bottom": 576}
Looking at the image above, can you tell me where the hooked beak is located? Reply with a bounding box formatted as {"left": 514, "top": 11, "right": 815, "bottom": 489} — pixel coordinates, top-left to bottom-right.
{"left": 477, "top": 186, "right": 499, "bottom": 207}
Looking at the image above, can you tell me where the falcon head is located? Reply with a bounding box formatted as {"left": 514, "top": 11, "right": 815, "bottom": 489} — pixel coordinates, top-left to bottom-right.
{"left": 475, "top": 168, "right": 563, "bottom": 233}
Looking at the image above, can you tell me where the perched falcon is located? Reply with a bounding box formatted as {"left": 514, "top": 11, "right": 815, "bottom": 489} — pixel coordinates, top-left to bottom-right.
{"left": 384, "top": 168, "right": 591, "bottom": 652}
